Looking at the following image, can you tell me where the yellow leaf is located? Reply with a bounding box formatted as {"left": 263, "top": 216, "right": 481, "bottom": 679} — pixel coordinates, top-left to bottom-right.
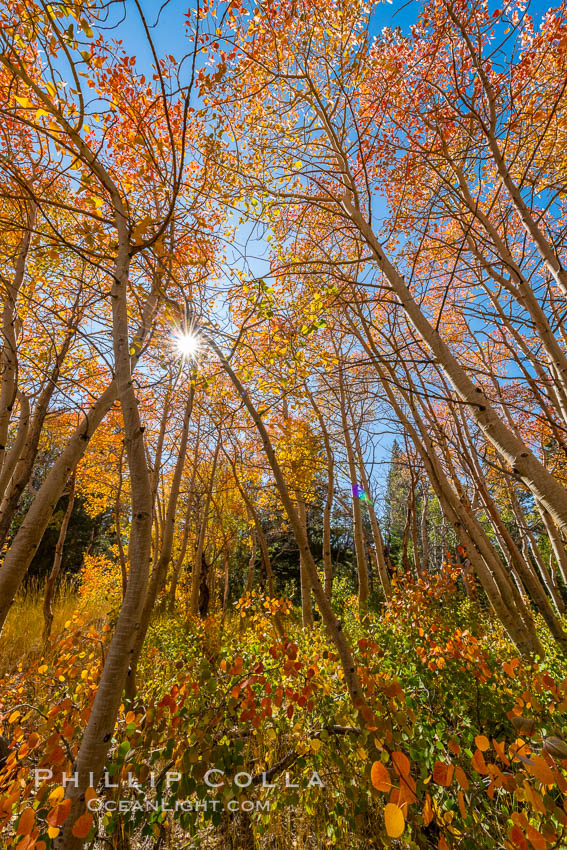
{"left": 48, "top": 786, "right": 65, "bottom": 804}
{"left": 15, "top": 96, "right": 31, "bottom": 108}
{"left": 384, "top": 802, "right": 405, "bottom": 838}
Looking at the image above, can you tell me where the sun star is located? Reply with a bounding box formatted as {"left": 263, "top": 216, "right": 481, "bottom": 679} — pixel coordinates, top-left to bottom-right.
{"left": 174, "top": 331, "right": 200, "bottom": 360}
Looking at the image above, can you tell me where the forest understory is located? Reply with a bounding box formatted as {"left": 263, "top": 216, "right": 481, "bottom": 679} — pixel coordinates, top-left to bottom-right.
{"left": 3, "top": 567, "right": 567, "bottom": 850}
{"left": 2, "top": 0, "right": 567, "bottom": 847}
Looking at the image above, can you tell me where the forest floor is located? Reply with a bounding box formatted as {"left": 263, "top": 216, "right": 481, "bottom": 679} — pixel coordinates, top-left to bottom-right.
{"left": 1, "top": 572, "right": 567, "bottom": 849}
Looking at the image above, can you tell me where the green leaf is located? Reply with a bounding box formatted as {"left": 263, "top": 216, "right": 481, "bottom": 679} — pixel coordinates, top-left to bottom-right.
{"left": 117, "top": 740, "right": 131, "bottom": 758}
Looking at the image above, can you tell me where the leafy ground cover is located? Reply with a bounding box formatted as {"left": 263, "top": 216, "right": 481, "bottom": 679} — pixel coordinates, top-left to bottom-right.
{"left": 1, "top": 572, "right": 566, "bottom": 849}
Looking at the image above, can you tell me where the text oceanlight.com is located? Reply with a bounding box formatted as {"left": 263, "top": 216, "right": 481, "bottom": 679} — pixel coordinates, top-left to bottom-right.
{"left": 87, "top": 799, "right": 272, "bottom": 813}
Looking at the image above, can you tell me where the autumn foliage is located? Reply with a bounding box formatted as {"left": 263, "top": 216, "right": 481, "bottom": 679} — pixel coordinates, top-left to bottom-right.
{"left": 1, "top": 0, "right": 567, "bottom": 848}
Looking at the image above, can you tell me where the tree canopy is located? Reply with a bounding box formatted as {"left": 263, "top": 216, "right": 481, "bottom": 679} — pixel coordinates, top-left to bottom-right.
{"left": 1, "top": 0, "right": 567, "bottom": 848}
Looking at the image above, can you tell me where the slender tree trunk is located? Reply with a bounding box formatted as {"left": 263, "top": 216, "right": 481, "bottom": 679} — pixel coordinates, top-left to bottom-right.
{"left": 401, "top": 505, "right": 412, "bottom": 576}
{"left": 222, "top": 551, "right": 230, "bottom": 618}
{"left": 168, "top": 506, "right": 193, "bottom": 614}
{"left": 42, "top": 473, "right": 76, "bottom": 644}
{"left": 169, "top": 418, "right": 202, "bottom": 613}
{"left": 338, "top": 369, "right": 369, "bottom": 615}
{"left": 246, "top": 526, "right": 256, "bottom": 594}
{"left": 0, "top": 391, "right": 29, "bottom": 499}
{"left": 125, "top": 386, "right": 194, "bottom": 700}
{"left": 0, "top": 201, "right": 36, "bottom": 481}
{"left": 297, "top": 496, "right": 314, "bottom": 628}
{"left": 538, "top": 501, "right": 567, "bottom": 588}
{"left": 509, "top": 489, "right": 565, "bottom": 616}
{"left": 225, "top": 451, "right": 278, "bottom": 599}
{"left": 114, "top": 442, "right": 128, "bottom": 600}
{"left": 409, "top": 468, "right": 422, "bottom": 575}
{"left": 420, "top": 493, "right": 429, "bottom": 573}
{"left": 352, "top": 429, "right": 392, "bottom": 599}
{"left": 189, "top": 440, "right": 220, "bottom": 616}
{"left": 57, "top": 213, "right": 153, "bottom": 849}
{"left": 305, "top": 388, "right": 334, "bottom": 599}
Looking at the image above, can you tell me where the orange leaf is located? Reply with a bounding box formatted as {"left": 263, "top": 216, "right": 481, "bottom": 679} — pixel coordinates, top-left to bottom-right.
{"left": 509, "top": 825, "right": 528, "bottom": 850}
{"left": 392, "top": 751, "right": 411, "bottom": 778}
{"left": 457, "top": 789, "right": 467, "bottom": 819}
{"left": 15, "top": 838, "right": 36, "bottom": 850}
{"left": 384, "top": 802, "right": 405, "bottom": 838}
{"left": 423, "top": 793, "right": 433, "bottom": 826}
{"left": 17, "top": 807, "right": 35, "bottom": 836}
{"left": 397, "top": 773, "right": 418, "bottom": 805}
{"left": 448, "top": 738, "right": 460, "bottom": 755}
{"left": 522, "top": 782, "right": 546, "bottom": 814}
{"left": 471, "top": 748, "right": 489, "bottom": 775}
{"left": 433, "top": 761, "right": 454, "bottom": 787}
{"left": 49, "top": 745, "right": 66, "bottom": 765}
{"left": 370, "top": 761, "right": 391, "bottom": 792}
{"left": 493, "top": 738, "right": 509, "bottom": 763}
{"left": 230, "top": 656, "right": 244, "bottom": 675}
{"left": 525, "top": 823, "right": 548, "bottom": 850}
{"left": 475, "top": 735, "right": 490, "bottom": 751}
{"left": 47, "top": 798, "right": 72, "bottom": 827}
{"left": 71, "top": 813, "right": 93, "bottom": 839}
{"left": 455, "top": 765, "right": 470, "bottom": 790}
{"left": 526, "top": 755, "right": 556, "bottom": 786}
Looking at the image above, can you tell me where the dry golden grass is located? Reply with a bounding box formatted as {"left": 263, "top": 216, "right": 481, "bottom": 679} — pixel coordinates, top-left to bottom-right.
{"left": 0, "top": 581, "right": 109, "bottom": 677}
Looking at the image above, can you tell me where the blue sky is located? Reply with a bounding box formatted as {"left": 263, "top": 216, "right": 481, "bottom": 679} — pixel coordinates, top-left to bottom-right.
{"left": 117, "top": 0, "right": 557, "bottom": 69}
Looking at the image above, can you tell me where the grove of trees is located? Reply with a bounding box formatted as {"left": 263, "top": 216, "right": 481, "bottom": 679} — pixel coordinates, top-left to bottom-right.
{"left": 1, "top": 0, "right": 567, "bottom": 847}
